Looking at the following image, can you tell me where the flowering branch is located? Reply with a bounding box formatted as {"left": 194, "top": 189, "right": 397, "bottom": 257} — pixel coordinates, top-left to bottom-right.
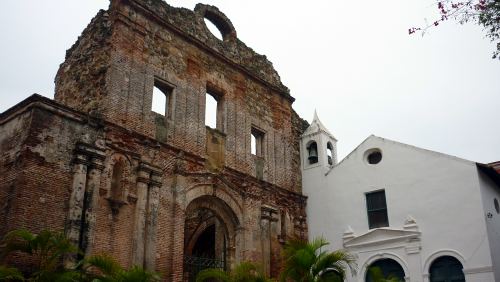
{"left": 409, "top": 0, "right": 500, "bottom": 59}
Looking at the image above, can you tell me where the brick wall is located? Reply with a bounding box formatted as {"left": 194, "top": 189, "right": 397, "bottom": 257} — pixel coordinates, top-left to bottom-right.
{"left": 2, "top": 0, "right": 308, "bottom": 280}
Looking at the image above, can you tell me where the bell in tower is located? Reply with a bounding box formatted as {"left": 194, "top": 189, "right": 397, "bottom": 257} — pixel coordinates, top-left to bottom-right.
{"left": 307, "top": 142, "right": 319, "bottom": 164}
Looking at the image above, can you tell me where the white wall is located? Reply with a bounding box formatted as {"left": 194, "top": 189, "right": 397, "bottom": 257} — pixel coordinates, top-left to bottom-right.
{"left": 303, "top": 136, "right": 496, "bottom": 282}
{"left": 478, "top": 170, "right": 500, "bottom": 281}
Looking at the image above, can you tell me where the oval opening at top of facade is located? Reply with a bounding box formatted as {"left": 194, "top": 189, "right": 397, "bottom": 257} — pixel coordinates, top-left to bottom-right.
{"left": 204, "top": 18, "right": 224, "bottom": 40}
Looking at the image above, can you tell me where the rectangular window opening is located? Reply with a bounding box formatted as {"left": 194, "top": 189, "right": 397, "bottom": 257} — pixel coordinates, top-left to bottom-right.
{"left": 205, "top": 88, "right": 224, "bottom": 131}
{"left": 152, "top": 79, "right": 174, "bottom": 119}
{"left": 251, "top": 127, "right": 265, "bottom": 157}
{"left": 205, "top": 93, "right": 218, "bottom": 129}
{"left": 366, "top": 190, "right": 389, "bottom": 229}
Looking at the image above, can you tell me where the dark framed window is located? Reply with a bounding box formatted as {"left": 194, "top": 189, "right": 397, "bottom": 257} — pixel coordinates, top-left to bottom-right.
{"left": 366, "top": 190, "right": 389, "bottom": 229}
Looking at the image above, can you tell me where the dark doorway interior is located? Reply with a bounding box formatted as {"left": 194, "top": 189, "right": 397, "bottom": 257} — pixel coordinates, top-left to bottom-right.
{"left": 366, "top": 258, "right": 405, "bottom": 282}
{"left": 192, "top": 224, "right": 216, "bottom": 258}
{"left": 429, "top": 256, "right": 465, "bottom": 282}
{"left": 184, "top": 209, "right": 227, "bottom": 282}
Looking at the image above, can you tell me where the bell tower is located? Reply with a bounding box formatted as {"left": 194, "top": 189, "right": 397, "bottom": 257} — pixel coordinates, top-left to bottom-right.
{"left": 300, "top": 111, "right": 337, "bottom": 171}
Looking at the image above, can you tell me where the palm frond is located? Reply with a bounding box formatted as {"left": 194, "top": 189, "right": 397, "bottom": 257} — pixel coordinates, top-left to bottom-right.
{"left": 1, "top": 229, "right": 35, "bottom": 259}
{"left": 281, "top": 237, "right": 357, "bottom": 282}
{"left": 84, "top": 254, "right": 122, "bottom": 278}
{"left": 314, "top": 250, "right": 356, "bottom": 279}
{"left": 118, "top": 265, "right": 161, "bottom": 282}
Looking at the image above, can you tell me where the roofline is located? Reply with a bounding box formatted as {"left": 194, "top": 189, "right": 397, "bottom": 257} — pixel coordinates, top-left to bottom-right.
{"left": 477, "top": 163, "right": 500, "bottom": 189}
{"left": 0, "top": 93, "right": 51, "bottom": 124}
{"left": 326, "top": 134, "right": 475, "bottom": 175}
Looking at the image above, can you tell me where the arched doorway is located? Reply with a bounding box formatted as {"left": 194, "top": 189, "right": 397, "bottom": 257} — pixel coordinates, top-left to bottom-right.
{"left": 183, "top": 196, "right": 239, "bottom": 281}
{"left": 429, "top": 256, "right": 465, "bottom": 282}
{"left": 365, "top": 258, "right": 405, "bottom": 282}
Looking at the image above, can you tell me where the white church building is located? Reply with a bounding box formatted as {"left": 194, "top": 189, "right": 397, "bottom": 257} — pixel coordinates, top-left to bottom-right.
{"left": 301, "top": 113, "right": 500, "bottom": 282}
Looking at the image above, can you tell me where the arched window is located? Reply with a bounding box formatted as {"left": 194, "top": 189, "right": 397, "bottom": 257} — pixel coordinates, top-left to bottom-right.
{"left": 327, "top": 142, "right": 334, "bottom": 165}
{"left": 110, "top": 159, "right": 125, "bottom": 201}
{"left": 429, "top": 256, "right": 465, "bottom": 282}
{"left": 366, "top": 258, "right": 405, "bottom": 282}
{"left": 307, "top": 141, "right": 318, "bottom": 164}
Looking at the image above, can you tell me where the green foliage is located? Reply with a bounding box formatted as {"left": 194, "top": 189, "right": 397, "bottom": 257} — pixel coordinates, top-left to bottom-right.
{"left": 367, "top": 266, "right": 402, "bottom": 282}
{"left": 1, "top": 229, "right": 79, "bottom": 282}
{"left": 82, "top": 254, "right": 161, "bottom": 282}
{"left": 0, "top": 265, "right": 24, "bottom": 281}
{"left": 478, "top": 0, "right": 500, "bottom": 58}
{"left": 0, "top": 229, "right": 160, "bottom": 282}
{"left": 280, "top": 237, "right": 356, "bottom": 282}
{"left": 196, "top": 262, "right": 272, "bottom": 282}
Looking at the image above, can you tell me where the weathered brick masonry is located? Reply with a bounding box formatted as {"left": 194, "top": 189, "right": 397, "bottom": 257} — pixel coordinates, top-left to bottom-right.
{"left": 0, "top": 0, "right": 309, "bottom": 280}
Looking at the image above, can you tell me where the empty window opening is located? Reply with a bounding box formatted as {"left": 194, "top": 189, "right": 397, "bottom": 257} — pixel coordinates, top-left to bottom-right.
{"left": 204, "top": 18, "right": 223, "bottom": 40}
{"left": 251, "top": 127, "right": 265, "bottom": 157}
{"left": 205, "top": 88, "right": 225, "bottom": 132}
{"left": 251, "top": 135, "right": 256, "bottom": 155}
{"left": 152, "top": 86, "right": 166, "bottom": 115}
{"left": 307, "top": 141, "right": 318, "bottom": 164}
{"left": 152, "top": 80, "right": 174, "bottom": 119}
{"left": 205, "top": 93, "right": 218, "bottom": 129}
{"left": 327, "top": 142, "right": 334, "bottom": 165}
{"left": 366, "top": 190, "right": 389, "bottom": 229}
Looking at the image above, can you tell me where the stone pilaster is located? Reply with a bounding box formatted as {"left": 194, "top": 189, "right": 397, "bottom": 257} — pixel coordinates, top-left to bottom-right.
{"left": 144, "top": 169, "right": 162, "bottom": 270}
{"left": 82, "top": 152, "right": 105, "bottom": 257}
{"left": 171, "top": 174, "right": 186, "bottom": 282}
{"left": 66, "top": 142, "right": 106, "bottom": 263}
{"left": 132, "top": 162, "right": 163, "bottom": 269}
{"left": 132, "top": 163, "right": 152, "bottom": 266}
{"left": 260, "top": 205, "right": 278, "bottom": 276}
{"left": 66, "top": 150, "right": 88, "bottom": 249}
{"left": 293, "top": 216, "right": 307, "bottom": 239}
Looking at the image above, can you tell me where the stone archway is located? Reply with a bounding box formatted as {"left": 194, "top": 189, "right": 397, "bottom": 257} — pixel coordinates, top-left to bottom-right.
{"left": 183, "top": 195, "right": 240, "bottom": 281}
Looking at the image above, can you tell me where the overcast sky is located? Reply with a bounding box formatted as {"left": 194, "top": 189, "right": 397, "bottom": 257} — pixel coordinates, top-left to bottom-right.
{"left": 1, "top": 0, "right": 499, "bottom": 163}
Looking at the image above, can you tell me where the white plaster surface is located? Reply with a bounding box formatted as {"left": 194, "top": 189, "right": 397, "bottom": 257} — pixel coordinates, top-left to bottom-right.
{"left": 302, "top": 132, "right": 499, "bottom": 282}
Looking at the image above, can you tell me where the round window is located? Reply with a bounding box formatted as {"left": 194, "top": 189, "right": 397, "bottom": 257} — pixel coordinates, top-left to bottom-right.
{"left": 365, "top": 149, "right": 382, "bottom": 165}
{"left": 494, "top": 198, "right": 499, "bottom": 214}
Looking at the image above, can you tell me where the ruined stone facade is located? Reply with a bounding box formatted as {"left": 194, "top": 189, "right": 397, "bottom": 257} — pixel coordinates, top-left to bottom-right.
{"left": 0, "top": 0, "right": 308, "bottom": 280}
